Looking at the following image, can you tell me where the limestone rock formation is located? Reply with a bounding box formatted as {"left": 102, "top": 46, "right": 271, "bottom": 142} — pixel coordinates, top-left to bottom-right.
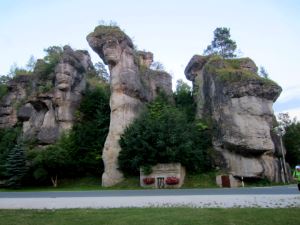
{"left": 87, "top": 25, "right": 172, "bottom": 186}
{"left": 185, "top": 55, "right": 288, "bottom": 182}
{"left": 0, "top": 46, "right": 92, "bottom": 145}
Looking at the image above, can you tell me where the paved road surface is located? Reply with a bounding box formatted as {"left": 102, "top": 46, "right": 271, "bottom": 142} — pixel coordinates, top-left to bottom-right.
{"left": 0, "top": 185, "right": 299, "bottom": 209}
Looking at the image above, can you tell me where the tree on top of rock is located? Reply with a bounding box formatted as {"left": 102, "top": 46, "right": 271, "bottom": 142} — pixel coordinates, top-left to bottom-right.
{"left": 204, "top": 27, "right": 237, "bottom": 58}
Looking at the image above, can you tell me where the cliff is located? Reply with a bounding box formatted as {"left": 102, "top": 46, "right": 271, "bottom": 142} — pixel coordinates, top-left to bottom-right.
{"left": 0, "top": 46, "right": 93, "bottom": 144}
{"left": 185, "top": 55, "right": 290, "bottom": 182}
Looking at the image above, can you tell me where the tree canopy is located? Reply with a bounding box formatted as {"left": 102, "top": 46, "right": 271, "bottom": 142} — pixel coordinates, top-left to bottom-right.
{"left": 204, "top": 27, "right": 237, "bottom": 58}
{"left": 118, "top": 95, "right": 212, "bottom": 176}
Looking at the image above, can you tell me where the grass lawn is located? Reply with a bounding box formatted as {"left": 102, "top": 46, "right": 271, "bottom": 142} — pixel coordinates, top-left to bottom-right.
{"left": 0, "top": 208, "right": 299, "bottom": 225}
{"left": 0, "top": 173, "right": 291, "bottom": 192}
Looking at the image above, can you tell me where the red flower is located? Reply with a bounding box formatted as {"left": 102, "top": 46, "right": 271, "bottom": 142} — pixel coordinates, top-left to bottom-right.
{"left": 166, "top": 176, "right": 179, "bottom": 185}
{"left": 143, "top": 177, "right": 155, "bottom": 185}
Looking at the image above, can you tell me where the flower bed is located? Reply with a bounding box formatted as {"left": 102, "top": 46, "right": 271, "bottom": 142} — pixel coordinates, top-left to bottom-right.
{"left": 143, "top": 177, "right": 155, "bottom": 185}
{"left": 165, "top": 176, "right": 179, "bottom": 185}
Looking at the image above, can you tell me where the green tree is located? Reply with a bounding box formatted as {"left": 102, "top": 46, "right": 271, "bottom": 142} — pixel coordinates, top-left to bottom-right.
{"left": 34, "top": 46, "right": 63, "bottom": 80}
{"left": 278, "top": 113, "right": 300, "bottom": 168}
{"left": 174, "top": 79, "right": 196, "bottom": 122}
{"left": 150, "top": 61, "right": 165, "bottom": 71}
{"left": 0, "top": 127, "right": 21, "bottom": 179}
{"left": 69, "top": 85, "right": 110, "bottom": 175}
{"left": 26, "top": 55, "right": 37, "bottom": 72}
{"left": 28, "top": 84, "right": 110, "bottom": 184}
{"left": 118, "top": 96, "right": 212, "bottom": 176}
{"left": 259, "top": 66, "right": 269, "bottom": 79}
{"left": 8, "top": 63, "right": 32, "bottom": 77}
{"left": 94, "top": 61, "right": 110, "bottom": 82}
{"left": 5, "top": 143, "right": 27, "bottom": 188}
{"left": 31, "top": 142, "right": 71, "bottom": 187}
{"left": 204, "top": 27, "right": 237, "bottom": 58}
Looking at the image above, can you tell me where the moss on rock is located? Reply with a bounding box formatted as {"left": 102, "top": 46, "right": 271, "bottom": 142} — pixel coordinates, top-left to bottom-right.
{"left": 204, "top": 56, "right": 277, "bottom": 86}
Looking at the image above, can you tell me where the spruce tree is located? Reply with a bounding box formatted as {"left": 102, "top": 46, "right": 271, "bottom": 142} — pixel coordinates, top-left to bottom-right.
{"left": 5, "top": 143, "right": 27, "bottom": 188}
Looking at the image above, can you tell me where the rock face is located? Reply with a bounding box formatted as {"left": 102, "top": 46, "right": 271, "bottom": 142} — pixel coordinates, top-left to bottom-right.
{"left": 87, "top": 25, "right": 172, "bottom": 186}
{"left": 0, "top": 46, "right": 92, "bottom": 145}
{"left": 0, "top": 75, "right": 31, "bottom": 128}
{"left": 185, "top": 55, "right": 288, "bottom": 182}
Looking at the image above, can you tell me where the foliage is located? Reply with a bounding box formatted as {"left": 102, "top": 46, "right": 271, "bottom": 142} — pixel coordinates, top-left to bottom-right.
{"left": 204, "top": 27, "right": 237, "bottom": 58}
{"left": 34, "top": 46, "right": 63, "bottom": 80}
{"left": 259, "top": 66, "right": 269, "bottom": 79}
{"left": 29, "top": 140, "right": 72, "bottom": 187}
{"left": 26, "top": 55, "right": 36, "bottom": 72}
{"left": 278, "top": 113, "right": 300, "bottom": 168}
{"left": 69, "top": 85, "right": 110, "bottom": 175}
{"left": 28, "top": 85, "right": 110, "bottom": 184}
{"left": 0, "top": 75, "right": 10, "bottom": 100}
{"left": 174, "top": 79, "right": 195, "bottom": 122}
{"left": 91, "top": 61, "right": 110, "bottom": 82}
{"left": 118, "top": 96, "right": 212, "bottom": 176}
{"left": 150, "top": 61, "right": 165, "bottom": 71}
{"left": 0, "top": 84, "right": 8, "bottom": 100}
{"left": 4, "top": 143, "right": 27, "bottom": 188}
{"left": 0, "top": 127, "right": 21, "bottom": 179}
{"left": 204, "top": 56, "right": 277, "bottom": 86}
{"left": 92, "top": 25, "right": 128, "bottom": 43}
{"left": 8, "top": 63, "right": 33, "bottom": 77}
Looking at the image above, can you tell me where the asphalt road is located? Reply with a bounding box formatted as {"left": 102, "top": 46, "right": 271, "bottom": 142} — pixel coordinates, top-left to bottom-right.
{"left": 0, "top": 185, "right": 298, "bottom": 198}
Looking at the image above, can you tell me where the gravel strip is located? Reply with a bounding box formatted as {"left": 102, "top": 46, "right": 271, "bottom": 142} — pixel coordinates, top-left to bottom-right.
{"left": 0, "top": 195, "right": 299, "bottom": 209}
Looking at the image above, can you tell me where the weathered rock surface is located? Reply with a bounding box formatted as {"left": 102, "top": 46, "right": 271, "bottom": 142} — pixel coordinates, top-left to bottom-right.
{"left": 87, "top": 25, "right": 172, "bottom": 186}
{"left": 0, "top": 46, "right": 92, "bottom": 145}
{"left": 0, "top": 75, "right": 31, "bottom": 128}
{"left": 185, "top": 55, "right": 288, "bottom": 182}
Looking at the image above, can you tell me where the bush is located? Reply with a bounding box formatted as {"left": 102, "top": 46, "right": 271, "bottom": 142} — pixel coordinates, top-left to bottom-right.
{"left": 30, "top": 141, "right": 72, "bottom": 187}
{"left": 0, "top": 83, "right": 8, "bottom": 100}
{"left": 174, "top": 79, "right": 196, "bottom": 122}
{"left": 284, "top": 122, "right": 300, "bottom": 168}
{"left": 68, "top": 85, "right": 110, "bottom": 175}
{"left": 118, "top": 96, "right": 212, "bottom": 176}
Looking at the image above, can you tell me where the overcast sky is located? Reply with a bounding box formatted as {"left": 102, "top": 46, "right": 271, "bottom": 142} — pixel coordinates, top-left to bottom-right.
{"left": 0, "top": 0, "right": 299, "bottom": 119}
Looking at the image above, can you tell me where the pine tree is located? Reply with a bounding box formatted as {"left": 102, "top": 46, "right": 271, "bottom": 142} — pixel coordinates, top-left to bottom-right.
{"left": 5, "top": 143, "right": 27, "bottom": 188}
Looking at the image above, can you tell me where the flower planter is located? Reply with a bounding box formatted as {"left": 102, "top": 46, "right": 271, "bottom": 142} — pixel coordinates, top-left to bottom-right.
{"left": 165, "top": 176, "right": 179, "bottom": 185}
{"left": 143, "top": 177, "right": 155, "bottom": 185}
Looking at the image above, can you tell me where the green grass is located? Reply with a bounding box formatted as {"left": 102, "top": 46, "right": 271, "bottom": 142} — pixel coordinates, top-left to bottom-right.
{"left": 0, "top": 176, "right": 142, "bottom": 192}
{"left": 182, "top": 172, "right": 218, "bottom": 188}
{"left": 2, "top": 172, "right": 290, "bottom": 192}
{"left": 0, "top": 208, "right": 299, "bottom": 225}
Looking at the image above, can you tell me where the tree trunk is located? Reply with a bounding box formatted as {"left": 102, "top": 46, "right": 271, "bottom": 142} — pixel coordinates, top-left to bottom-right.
{"left": 51, "top": 175, "right": 58, "bottom": 188}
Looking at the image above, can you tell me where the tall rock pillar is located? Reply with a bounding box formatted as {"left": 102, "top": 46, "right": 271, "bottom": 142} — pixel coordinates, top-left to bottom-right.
{"left": 87, "top": 26, "right": 147, "bottom": 186}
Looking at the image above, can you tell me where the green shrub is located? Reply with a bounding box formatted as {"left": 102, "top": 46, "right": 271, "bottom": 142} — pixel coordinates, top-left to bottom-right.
{"left": 174, "top": 79, "right": 196, "bottom": 122}
{"left": 118, "top": 96, "right": 212, "bottom": 176}
{"left": 30, "top": 140, "right": 72, "bottom": 187}
{"left": 69, "top": 86, "right": 110, "bottom": 175}
{"left": 0, "top": 83, "right": 8, "bottom": 100}
{"left": 284, "top": 121, "right": 300, "bottom": 168}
